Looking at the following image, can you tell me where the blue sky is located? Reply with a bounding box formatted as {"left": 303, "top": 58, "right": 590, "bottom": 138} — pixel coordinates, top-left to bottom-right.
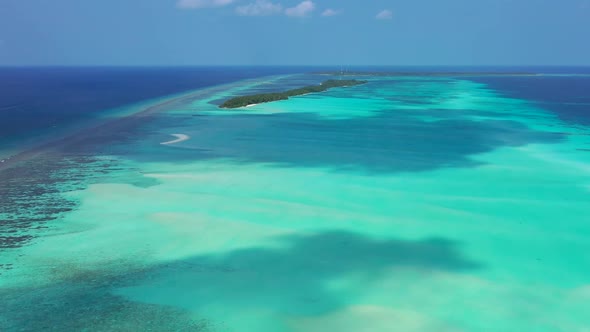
{"left": 0, "top": 0, "right": 589, "bottom": 66}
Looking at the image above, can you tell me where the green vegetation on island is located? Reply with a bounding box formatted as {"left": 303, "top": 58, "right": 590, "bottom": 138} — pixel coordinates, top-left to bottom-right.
{"left": 220, "top": 79, "right": 367, "bottom": 109}
{"left": 313, "top": 71, "right": 538, "bottom": 77}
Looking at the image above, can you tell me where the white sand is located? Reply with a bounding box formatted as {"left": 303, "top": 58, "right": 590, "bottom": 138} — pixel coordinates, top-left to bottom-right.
{"left": 160, "top": 134, "right": 190, "bottom": 145}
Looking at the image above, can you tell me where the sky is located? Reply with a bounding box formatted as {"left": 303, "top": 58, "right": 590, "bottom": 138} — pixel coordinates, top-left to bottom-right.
{"left": 0, "top": 0, "right": 589, "bottom": 66}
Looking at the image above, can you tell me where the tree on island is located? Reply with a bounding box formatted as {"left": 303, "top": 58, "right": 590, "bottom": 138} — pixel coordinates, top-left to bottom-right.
{"left": 220, "top": 79, "right": 367, "bottom": 109}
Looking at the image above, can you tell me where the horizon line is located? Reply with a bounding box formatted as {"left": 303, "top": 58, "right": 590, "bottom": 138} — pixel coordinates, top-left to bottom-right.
{"left": 1, "top": 64, "right": 590, "bottom": 68}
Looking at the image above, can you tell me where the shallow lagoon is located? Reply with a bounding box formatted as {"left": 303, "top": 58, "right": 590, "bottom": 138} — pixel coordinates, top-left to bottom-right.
{"left": 1, "top": 73, "right": 590, "bottom": 331}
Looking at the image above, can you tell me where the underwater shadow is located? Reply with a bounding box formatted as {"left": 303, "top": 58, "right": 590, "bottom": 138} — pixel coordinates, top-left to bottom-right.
{"left": 0, "top": 231, "right": 482, "bottom": 330}
{"left": 121, "top": 230, "right": 482, "bottom": 315}
{"left": 128, "top": 111, "right": 564, "bottom": 174}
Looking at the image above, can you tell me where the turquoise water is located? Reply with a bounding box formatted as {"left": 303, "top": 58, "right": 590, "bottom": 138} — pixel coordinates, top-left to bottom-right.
{"left": 1, "top": 73, "right": 590, "bottom": 331}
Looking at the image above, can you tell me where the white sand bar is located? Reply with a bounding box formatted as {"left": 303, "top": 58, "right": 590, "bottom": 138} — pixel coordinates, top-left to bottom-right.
{"left": 160, "top": 134, "right": 190, "bottom": 145}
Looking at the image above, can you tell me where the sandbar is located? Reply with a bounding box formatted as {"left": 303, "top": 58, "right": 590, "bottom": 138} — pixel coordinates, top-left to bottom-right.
{"left": 160, "top": 134, "right": 190, "bottom": 145}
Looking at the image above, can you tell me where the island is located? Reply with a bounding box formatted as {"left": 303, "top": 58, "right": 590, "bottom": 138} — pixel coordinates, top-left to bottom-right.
{"left": 313, "top": 71, "right": 539, "bottom": 77}
{"left": 220, "top": 79, "right": 367, "bottom": 109}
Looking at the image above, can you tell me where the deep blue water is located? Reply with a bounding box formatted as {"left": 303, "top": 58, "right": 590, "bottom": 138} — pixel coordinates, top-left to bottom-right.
{"left": 1, "top": 66, "right": 589, "bottom": 153}
{"left": 473, "top": 75, "right": 590, "bottom": 126}
{"left": 0, "top": 66, "right": 309, "bottom": 149}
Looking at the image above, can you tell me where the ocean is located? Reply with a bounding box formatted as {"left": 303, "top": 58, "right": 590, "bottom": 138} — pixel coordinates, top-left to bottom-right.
{"left": 1, "top": 67, "right": 589, "bottom": 331}
{"left": 0, "top": 66, "right": 311, "bottom": 156}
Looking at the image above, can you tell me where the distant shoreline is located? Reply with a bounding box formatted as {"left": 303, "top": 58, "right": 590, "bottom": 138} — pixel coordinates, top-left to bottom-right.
{"left": 220, "top": 79, "right": 367, "bottom": 109}
{"left": 313, "top": 71, "right": 541, "bottom": 77}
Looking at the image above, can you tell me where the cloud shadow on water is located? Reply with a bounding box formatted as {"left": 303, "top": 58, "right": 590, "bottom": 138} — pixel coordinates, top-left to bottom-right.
{"left": 0, "top": 231, "right": 481, "bottom": 330}
{"left": 122, "top": 231, "right": 482, "bottom": 316}
{"left": 129, "top": 111, "right": 564, "bottom": 174}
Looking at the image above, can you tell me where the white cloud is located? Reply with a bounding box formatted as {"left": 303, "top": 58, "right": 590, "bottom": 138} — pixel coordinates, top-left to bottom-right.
{"left": 176, "top": 0, "right": 234, "bottom": 9}
{"left": 285, "top": 1, "right": 315, "bottom": 17}
{"left": 376, "top": 9, "right": 393, "bottom": 20}
{"left": 236, "top": 0, "right": 283, "bottom": 16}
{"left": 321, "top": 9, "right": 340, "bottom": 17}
